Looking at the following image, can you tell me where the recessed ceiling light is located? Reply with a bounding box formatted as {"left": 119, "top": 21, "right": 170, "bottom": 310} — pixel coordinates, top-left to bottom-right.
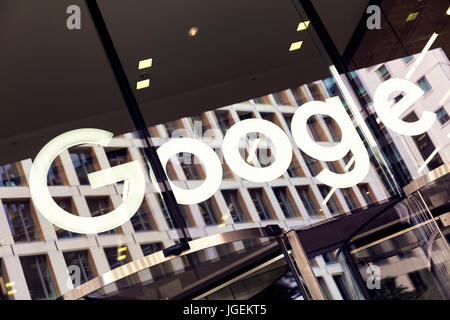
{"left": 136, "top": 79, "right": 150, "bottom": 90}
{"left": 138, "top": 58, "right": 152, "bottom": 70}
{"left": 405, "top": 12, "right": 419, "bottom": 21}
{"left": 447, "top": 6, "right": 450, "bottom": 15}
{"left": 289, "top": 41, "right": 303, "bottom": 52}
{"left": 188, "top": 27, "right": 199, "bottom": 37}
{"left": 297, "top": 20, "right": 310, "bottom": 31}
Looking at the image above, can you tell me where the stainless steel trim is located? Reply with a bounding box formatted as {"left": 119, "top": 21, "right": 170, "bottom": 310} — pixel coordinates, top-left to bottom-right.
{"left": 403, "top": 162, "right": 450, "bottom": 195}
{"left": 350, "top": 216, "right": 440, "bottom": 254}
{"left": 192, "top": 254, "right": 286, "bottom": 300}
{"left": 285, "top": 231, "right": 325, "bottom": 300}
{"left": 62, "top": 228, "right": 271, "bottom": 300}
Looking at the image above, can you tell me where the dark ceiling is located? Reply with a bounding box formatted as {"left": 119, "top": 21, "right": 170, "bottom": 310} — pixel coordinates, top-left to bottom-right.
{"left": 345, "top": 0, "right": 449, "bottom": 69}
{"left": 0, "top": 0, "right": 369, "bottom": 164}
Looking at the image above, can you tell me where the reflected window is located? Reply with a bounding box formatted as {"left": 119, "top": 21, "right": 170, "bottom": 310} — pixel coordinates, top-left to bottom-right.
{"left": 376, "top": 65, "right": 391, "bottom": 81}
{"left": 358, "top": 184, "right": 377, "bottom": 205}
{"left": 323, "top": 77, "right": 348, "bottom": 108}
{"left": 249, "top": 188, "right": 273, "bottom": 221}
{"left": 301, "top": 151, "right": 322, "bottom": 176}
{"left": 165, "top": 120, "right": 180, "bottom": 137}
{"left": 63, "top": 250, "right": 96, "bottom": 286}
{"left": 307, "top": 83, "right": 325, "bottom": 101}
{"left": 238, "top": 112, "right": 254, "bottom": 121}
{"left": 404, "top": 112, "right": 444, "bottom": 171}
{"left": 130, "top": 202, "right": 154, "bottom": 232}
{"left": 416, "top": 76, "right": 432, "bottom": 93}
{"left": 179, "top": 154, "right": 203, "bottom": 180}
{"left": 272, "top": 91, "right": 291, "bottom": 106}
{"left": 214, "top": 111, "right": 233, "bottom": 135}
{"left": 348, "top": 71, "right": 372, "bottom": 105}
{"left": 287, "top": 156, "right": 304, "bottom": 178}
{"left": 155, "top": 195, "right": 174, "bottom": 229}
{"left": 20, "top": 255, "right": 57, "bottom": 300}
{"left": 333, "top": 275, "right": 352, "bottom": 300}
{"left": 86, "top": 197, "right": 117, "bottom": 235}
{"left": 106, "top": 148, "right": 129, "bottom": 167}
{"left": 3, "top": 200, "right": 39, "bottom": 242}
{"left": 340, "top": 188, "right": 361, "bottom": 211}
{"left": 283, "top": 114, "right": 293, "bottom": 132}
{"left": 296, "top": 186, "right": 321, "bottom": 217}
{"left": 47, "top": 157, "right": 64, "bottom": 186}
{"left": 323, "top": 116, "right": 342, "bottom": 142}
{"left": 54, "top": 198, "right": 80, "bottom": 239}
{"left": 402, "top": 56, "right": 413, "bottom": 64}
{"left": 179, "top": 205, "right": 194, "bottom": 227}
{"left": 70, "top": 149, "right": 96, "bottom": 185}
{"left": 222, "top": 190, "right": 248, "bottom": 223}
{"left": 317, "top": 277, "right": 332, "bottom": 300}
{"left": 436, "top": 107, "right": 449, "bottom": 125}
{"left": 198, "top": 198, "right": 221, "bottom": 225}
{"left": 273, "top": 187, "right": 298, "bottom": 218}
{"left": 318, "top": 185, "right": 342, "bottom": 215}
{"left": 290, "top": 87, "right": 308, "bottom": 105}
{"left": 0, "top": 162, "right": 22, "bottom": 187}
{"left": 0, "top": 259, "right": 10, "bottom": 300}
{"left": 307, "top": 116, "right": 327, "bottom": 142}
{"left": 253, "top": 97, "right": 267, "bottom": 105}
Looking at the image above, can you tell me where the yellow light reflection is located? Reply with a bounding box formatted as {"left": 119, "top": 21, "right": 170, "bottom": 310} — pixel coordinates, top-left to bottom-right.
{"left": 138, "top": 58, "right": 152, "bottom": 70}
{"left": 405, "top": 12, "right": 419, "bottom": 22}
{"left": 136, "top": 79, "right": 150, "bottom": 90}
{"left": 289, "top": 41, "right": 303, "bottom": 52}
{"left": 297, "top": 21, "right": 310, "bottom": 31}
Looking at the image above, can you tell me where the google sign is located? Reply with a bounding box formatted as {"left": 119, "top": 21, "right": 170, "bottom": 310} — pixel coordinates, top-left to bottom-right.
{"left": 29, "top": 78, "right": 436, "bottom": 234}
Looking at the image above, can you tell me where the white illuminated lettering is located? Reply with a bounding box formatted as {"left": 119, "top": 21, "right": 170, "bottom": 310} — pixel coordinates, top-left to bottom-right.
{"left": 29, "top": 129, "right": 146, "bottom": 234}
{"left": 156, "top": 138, "right": 222, "bottom": 205}
{"left": 374, "top": 78, "right": 436, "bottom": 135}
{"left": 291, "top": 97, "right": 370, "bottom": 188}
{"left": 222, "top": 119, "right": 292, "bottom": 183}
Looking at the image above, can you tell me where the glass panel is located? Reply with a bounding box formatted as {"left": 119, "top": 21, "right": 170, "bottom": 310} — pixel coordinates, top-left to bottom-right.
{"left": 20, "top": 255, "right": 57, "bottom": 300}
{"left": 81, "top": 238, "right": 281, "bottom": 300}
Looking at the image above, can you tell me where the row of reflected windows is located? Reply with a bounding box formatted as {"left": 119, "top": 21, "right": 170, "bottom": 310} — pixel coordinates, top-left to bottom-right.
{"left": 0, "top": 242, "right": 165, "bottom": 300}
{"left": 1, "top": 180, "right": 377, "bottom": 245}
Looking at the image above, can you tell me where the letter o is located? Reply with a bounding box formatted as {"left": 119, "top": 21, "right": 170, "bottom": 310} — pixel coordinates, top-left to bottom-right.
{"left": 222, "top": 119, "right": 292, "bottom": 182}
{"left": 157, "top": 138, "right": 223, "bottom": 204}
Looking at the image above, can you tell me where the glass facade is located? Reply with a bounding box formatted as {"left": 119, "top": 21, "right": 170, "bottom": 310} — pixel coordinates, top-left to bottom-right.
{"left": 0, "top": 0, "right": 448, "bottom": 301}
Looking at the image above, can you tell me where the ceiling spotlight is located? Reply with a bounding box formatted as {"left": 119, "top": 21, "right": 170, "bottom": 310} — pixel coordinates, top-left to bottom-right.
{"left": 188, "top": 27, "right": 199, "bottom": 37}
{"left": 297, "top": 20, "right": 310, "bottom": 31}
{"left": 289, "top": 41, "right": 303, "bottom": 52}
{"left": 447, "top": 6, "right": 450, "bottom": 15}
{"left": 405, "top": 12, "right": 419, "bottom": 22}
{"left": 136, "top": 79, "right": 150, "bottom": 90}
{"left": 138, "top": 58, "right": 152, "bottom": 70}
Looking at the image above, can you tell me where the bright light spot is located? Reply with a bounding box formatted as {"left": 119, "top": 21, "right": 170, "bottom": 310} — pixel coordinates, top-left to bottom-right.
{"left": 405, "top": 12, "right": 419, "bottom": 22}
{"left": 138, "top": 58, "right": 152, "bottom": 70}
{"left": 188, "top": 27, "right": 199, "bottom": 37}
{"left": 136, "top": 79, "right": 150, "bottom": 90}
{"left": 289, "top": 41, "right": 303, "bottom": 52}
{"left": 297, "top": 21, "right": 310, "bottom": 31}
{"left": 446, "top": 6, "right": 450, "bottom": 15}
